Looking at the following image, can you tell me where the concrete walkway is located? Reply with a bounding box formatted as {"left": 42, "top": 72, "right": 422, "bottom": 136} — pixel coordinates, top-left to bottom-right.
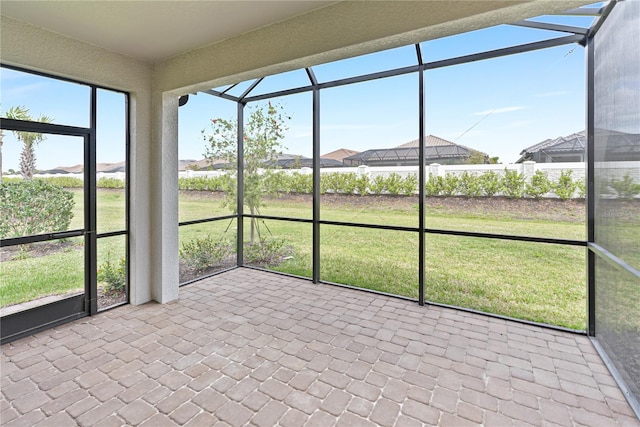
{"left": 1, "top": 268, "right": 638, "bottom": 426}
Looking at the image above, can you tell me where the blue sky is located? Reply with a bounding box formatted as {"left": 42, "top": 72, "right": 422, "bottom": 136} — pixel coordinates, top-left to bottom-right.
{"left": 1, "top": 19, "right": 590, "bottom": 171}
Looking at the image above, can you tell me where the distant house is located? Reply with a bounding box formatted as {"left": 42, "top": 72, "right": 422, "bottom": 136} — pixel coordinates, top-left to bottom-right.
{"left": 43, "top": 162, "right": 126, "bottom": 174}
{"left": 321, "top": 148, "right": 360, "bottom": 163}
{"left": 44, "top": 164, "right": 84, "bottom": 174}
{"left": 517, "top": 132, "right": 585, "bottom": 163}
{"left": 179, "top": 158, "right": 229, "bottom": 171}
{"left": 593, "top": 129, "right": 640, "bottom": 161}
{"left": 265, "top": 154, "right": 343, "bottom": 168}
{"left": 97, "top": 162, "right": 126, "bottom": 173}
{"left": 181, "top": 154, "right": 343, "bottom": 170}
{"left": 342, "top": 135, "right": 487, "bottom": 166}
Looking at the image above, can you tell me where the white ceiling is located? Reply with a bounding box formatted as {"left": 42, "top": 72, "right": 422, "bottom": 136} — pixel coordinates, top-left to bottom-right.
{"left": 0, "top": 1, "right": 335, "bottom": 63}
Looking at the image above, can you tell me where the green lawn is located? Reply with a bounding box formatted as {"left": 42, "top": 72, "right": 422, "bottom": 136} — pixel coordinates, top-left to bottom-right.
{"left": 2, "top": 189, "right": 588, "bottom": 330}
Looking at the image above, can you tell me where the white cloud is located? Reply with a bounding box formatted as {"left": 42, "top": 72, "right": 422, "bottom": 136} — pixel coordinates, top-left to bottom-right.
{"left": 472, "top": 106, "right": 525, "bottom": 116}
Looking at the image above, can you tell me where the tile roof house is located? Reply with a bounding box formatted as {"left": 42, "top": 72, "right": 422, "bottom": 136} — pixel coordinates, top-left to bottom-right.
{"left": 321, "top": 148, "right": 360, "bottom": 162}
{"left": 517, "top": 131, "right": 586, "bottom": 163}
{"left": 342, "top": 135, "right": 487, "bottom": 166}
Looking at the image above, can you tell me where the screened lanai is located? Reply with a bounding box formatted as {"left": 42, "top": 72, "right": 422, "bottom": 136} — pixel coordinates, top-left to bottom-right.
{"left": 1, "top": 0, "right": 639, "bottom": 423}
{"left": 175, "top": 1, "right": 639, "bottom": 416}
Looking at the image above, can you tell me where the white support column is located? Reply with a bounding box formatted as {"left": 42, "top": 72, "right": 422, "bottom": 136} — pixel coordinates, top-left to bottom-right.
{"left": 129, "top": 91, "right": 153, "bottom": 306}
{"left": 523, "top": 161, "right": 535, "bottom": 181}
{"left": 357, "top": 165, "right": 369, "bottom": 177}
{"left": 149, "top": 92, "right": 180, "bottom": 303}
{"left": 429, "top": 163, "right": 440, "bottom": 177}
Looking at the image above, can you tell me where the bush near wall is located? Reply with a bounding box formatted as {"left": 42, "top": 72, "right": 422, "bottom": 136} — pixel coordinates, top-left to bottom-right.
{"left": 608, "top": 173, "right": 640, "bottom": 199}
{"left": 97, "top": 177, "right": 126, "bottom": 189}
{"left": 0, "top": 180, "right": 75, "bottom": 239}
{"left": 1, "top": 176, "right": 84, "bottom": 188}
{"left": 20, "top": 163, "right": 638, "bottom": 200}
{"left": 174, "top": 169, "right": 593, "bottom": 199}
{"left": 179, "top": 176, "right": 220, "bottom": 191}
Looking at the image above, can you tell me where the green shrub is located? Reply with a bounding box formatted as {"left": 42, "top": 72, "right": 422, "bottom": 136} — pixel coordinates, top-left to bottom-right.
{"left": 479, "top": 171, "right": 502, "bottom": 197}
{"left": 425, "top": 174, "right": 442, "bottom": 196}
{"left": 244, "top": 237, "right": 291, "bottom": 265}
{"left": 576, "top": 178, "right": 586, "bottom": 198}
{"left": 335, "top": 173, "right": 359, "bottom": 194}
{"left": 385, "top": 173, "right": 404, "bottom": 196}
{"left": 179, "top": 235, "right": 234, "bottom": 272}
{"left": 553, "top": 170, "right": 577, "bottom": 200}
{"left": 400, "top": 174, "right": 418, "bottom": 196}
{"left": 178, "top": 176, "right": 225, "bottom": 191}
{"left": 458, "top": 172, "right": 482, "bottom": 197}
{"left": 354, "top": 175, "right": 369, "bottom": 195}
{"left": 0, "top": 180, "right": 75, "bottom": 239}
{"left": 441, "top": 174, "right": 459, "bottom": 197}
{"left": 525, "top": 170, "right": 551, "bottom": 199}
{"left": 290, "top": 172, "right": 312, "bottom": 194}
{"left": 97, "top": 177, "right": 126, "bottom": 189}
{"left": 97, "top": 254, "right": 127, "bottom": 293}
{"left": 608, "top": 173, "right": 640, "bottom": 199}
{"left": 263, "top": 171, "right": 289, "bottom": 194}
{"left": 369, "top": 175, "right": 387, "bottom": 195}
{"left": 319, "top": 172, "right": 335, "bottom": 193}
{"left": 40, "top": 176, "right": 84, "bottom": 188}
{"left": 319, "top": 173, "right": 331, "bottom": 194}
{"left": 503, "top": 169, "right": 526, "bottom": 198}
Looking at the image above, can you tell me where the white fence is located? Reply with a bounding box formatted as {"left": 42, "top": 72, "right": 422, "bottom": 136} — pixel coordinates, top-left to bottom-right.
{"left": 313, "top": 161, "right": 586, "bottom": 183}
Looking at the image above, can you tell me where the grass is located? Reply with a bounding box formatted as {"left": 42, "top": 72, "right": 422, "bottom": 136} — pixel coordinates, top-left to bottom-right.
{"left": 2, "top": 189, "right": 588, "bottom": 329}
{"left": 0, "top": 238, "right": 85, "bottom": 306}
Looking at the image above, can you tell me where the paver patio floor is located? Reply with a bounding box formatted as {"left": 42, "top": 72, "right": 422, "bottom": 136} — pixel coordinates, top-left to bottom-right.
{"left": 1, "top": 268, "right": 638, "bottom": 426}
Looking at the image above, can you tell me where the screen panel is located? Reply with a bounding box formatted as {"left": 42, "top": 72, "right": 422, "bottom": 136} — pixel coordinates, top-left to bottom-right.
{"left": 0, "top": 236, "right": 84, "bottom": 314}
{"left": 592, "top": 0, "right": 640, "bottom": 410}
{"left": 242, "top": 219, "right": 312, "bottom": 279}
{"left": 179, "top": 219, "right": 238, "bottom": 284}
{"left": 320, "top": 225, "right": 419, "bottom": 300}
{"left": 425, "top": 44, "right": 586, "bottom": 241}
{"left": 425, "top": 234, "right": 586, "bottom": 330}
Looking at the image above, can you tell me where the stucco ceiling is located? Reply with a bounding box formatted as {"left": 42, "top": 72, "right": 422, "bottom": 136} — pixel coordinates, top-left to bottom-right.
{"left": 0, "top": 1, "right": 336, "bottom": 63}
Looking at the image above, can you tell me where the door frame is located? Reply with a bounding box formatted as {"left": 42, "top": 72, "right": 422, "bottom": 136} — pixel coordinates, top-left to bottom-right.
{"left": 0, "top": 105, "right": 97, "bottom": 343}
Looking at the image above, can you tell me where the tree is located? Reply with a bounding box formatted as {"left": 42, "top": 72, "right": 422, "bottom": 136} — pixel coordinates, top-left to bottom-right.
{"left": 4, "top": 106, "right": 53, "bottom": 180}
{"left": 202, "top": 102, "right": 290, "bottom": 244}
{"left": 467, "top": 150, "right": 488, "bottom": 164}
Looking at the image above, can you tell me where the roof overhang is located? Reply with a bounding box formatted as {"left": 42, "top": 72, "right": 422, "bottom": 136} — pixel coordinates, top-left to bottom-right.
{"left": 1, "top": 1, "right": 591, "bottom": 65}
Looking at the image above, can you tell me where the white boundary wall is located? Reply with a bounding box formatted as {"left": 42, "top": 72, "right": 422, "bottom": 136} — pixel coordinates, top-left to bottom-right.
{"left": 317, "top": 161, "right": 587, "bottom": 183}
{"left": 16, "top": 161, "right": 639, "bottom": 184}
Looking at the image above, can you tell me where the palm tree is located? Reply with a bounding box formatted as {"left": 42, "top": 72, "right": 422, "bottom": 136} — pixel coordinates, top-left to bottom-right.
{"left": 4, "top": 106, "right": 53, "bottom": 180}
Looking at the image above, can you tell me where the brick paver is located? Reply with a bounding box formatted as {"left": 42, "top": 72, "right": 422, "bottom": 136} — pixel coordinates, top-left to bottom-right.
{"left": 1, "top": 268, "right": 638, "bottom": 426}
